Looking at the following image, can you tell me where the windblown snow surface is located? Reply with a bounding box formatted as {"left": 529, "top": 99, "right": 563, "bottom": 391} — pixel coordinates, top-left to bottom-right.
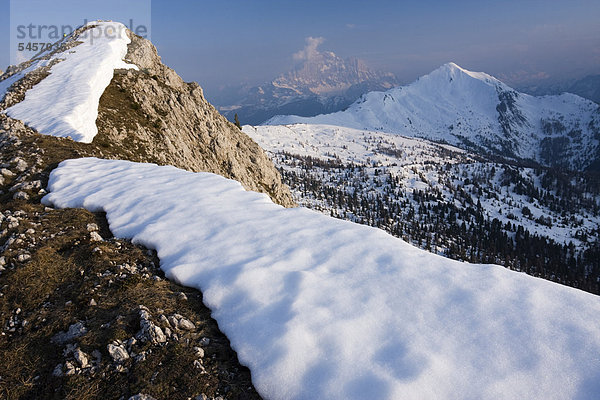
{"left": 4, "top": 21, "right": 137, "bottom": 142}
{"left": 43, "top": 157, "right": 600, "bottom": 400}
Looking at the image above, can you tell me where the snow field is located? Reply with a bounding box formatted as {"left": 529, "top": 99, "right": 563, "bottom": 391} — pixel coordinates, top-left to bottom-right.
{"left": 43, "top": 157, "right": 600, "bottom": 400}
{"left": 246, "top": 123, "right": 600, "bottom": 248}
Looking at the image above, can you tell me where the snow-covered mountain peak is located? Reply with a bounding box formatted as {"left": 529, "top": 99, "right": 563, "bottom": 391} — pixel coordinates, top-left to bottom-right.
{"left": 439, "top": 62, "right": 500, "bottom": 83}
{"left": 414, "top": 62, "right": 507, "bottom": 95}
{"left": 266, "top": 63, "right": 600, "bottom": 171}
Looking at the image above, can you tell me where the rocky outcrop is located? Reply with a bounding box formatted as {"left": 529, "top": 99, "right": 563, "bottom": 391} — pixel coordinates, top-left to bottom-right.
{"left": 93, "top": 32, "right": 295, "bottom": 207}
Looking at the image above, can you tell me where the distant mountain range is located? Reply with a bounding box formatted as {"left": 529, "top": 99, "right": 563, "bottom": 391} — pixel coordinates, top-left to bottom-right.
{"left": 519, "top": 74, "right": 600, "bottom": 105}
{"left": 211, "top": 39, "right": 397, "bottom": 125}
{"left": 267, "top": 63, "right": 600, "bottom": 172}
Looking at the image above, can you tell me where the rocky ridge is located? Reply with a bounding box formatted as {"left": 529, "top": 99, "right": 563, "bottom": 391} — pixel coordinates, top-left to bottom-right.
{"left": 95, "top": 32, "right": 294, "bottom": 207}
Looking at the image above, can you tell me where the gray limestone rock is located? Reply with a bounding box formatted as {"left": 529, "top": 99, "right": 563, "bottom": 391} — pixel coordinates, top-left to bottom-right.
{"left": 107, "top": 342, "right": 130, "bottom": 363}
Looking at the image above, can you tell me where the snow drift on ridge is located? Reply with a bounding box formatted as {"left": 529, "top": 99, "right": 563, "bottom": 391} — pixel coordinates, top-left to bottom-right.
{"left": 43, "top": 157, "right": 600, "bottom": 400}
{"left": 5, "top": 21, "right": 138, "bottom": 143}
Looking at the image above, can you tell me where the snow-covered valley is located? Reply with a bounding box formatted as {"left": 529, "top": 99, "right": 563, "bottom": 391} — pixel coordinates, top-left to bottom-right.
{"left": 245, "top": 124, "right": 600, "bottom": 293}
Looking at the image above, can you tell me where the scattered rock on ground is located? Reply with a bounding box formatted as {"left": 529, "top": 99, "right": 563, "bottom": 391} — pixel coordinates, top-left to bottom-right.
{"left": 51, "top": 322, "right": 88, "bottom": 344}
{"left": 107, "top": 341, "right": 130, "bottom": 363}
{"left": 128, "top": 394, "right": 157, "bottom": 400}
{"left": 136, "top": 307, "right": 167, "bottom": 344}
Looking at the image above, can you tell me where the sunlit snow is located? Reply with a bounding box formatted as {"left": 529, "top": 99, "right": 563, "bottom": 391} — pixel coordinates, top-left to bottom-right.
{"left": 44, "top": 157, "right": 600, "bottom": 400}
{"left": 245, "top": 123, "right": 600, "bottom": 249}
{"left": 5, "top": 21, "right": 138, "bottom": 142}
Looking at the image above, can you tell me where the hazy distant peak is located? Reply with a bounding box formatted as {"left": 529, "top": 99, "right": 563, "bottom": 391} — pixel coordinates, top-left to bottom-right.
{"left": 213, "top": 38, "right": 399, "bottom": 125}
{"left": 274, "top": 46, "right": 396, "bottom": 96}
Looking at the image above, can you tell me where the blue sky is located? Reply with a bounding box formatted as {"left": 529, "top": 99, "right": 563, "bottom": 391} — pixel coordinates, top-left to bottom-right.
{"left": 1, "top": 0, "right": 599, "bottom": 96}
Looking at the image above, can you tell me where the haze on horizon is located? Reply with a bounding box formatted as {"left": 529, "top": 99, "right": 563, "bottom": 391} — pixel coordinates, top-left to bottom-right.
{"left": 0, "top": 0, "right": 598, "bottom": 96}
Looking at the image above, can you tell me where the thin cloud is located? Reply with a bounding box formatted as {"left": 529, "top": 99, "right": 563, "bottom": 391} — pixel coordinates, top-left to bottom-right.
{"left": 293, "top": 37, "right": 325, "bottom": 61}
